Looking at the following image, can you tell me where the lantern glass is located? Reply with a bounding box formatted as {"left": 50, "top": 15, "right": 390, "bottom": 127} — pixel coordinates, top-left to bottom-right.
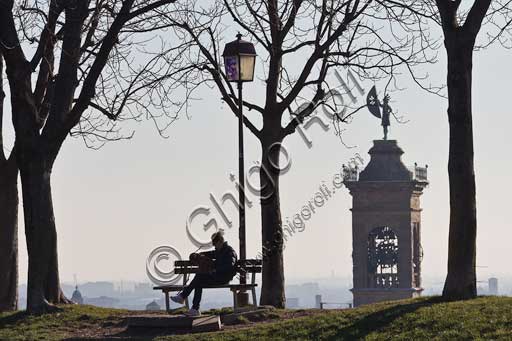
{"left": 239, "top": 54, "right": 256, "bottom": 81}
{"left": 224, "top": 56, "right": 239, "bottom": 81}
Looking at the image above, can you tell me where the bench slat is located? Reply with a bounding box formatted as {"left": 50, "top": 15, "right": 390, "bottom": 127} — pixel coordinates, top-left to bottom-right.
{"left": 174, "top": 264, "right": 262, "bottom": 269}
{"left": 239, "top": 259, "right": 262, "bottom": 265}
{"left": 154, "top": 284, "right": 257, "bottom": 290}
{"left": 175, "top": 259, "right": 262, "bottom": 267}
{"left": 174, "top": 266, "right": 262, "bottom": 274}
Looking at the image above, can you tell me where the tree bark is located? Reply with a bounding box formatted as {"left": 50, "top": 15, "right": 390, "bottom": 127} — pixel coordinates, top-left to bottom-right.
{"left": 442, "top": 32, "right": 477, "bottom": 300}
{"left": 259, "top": 134, "right": 286, "bottom": 308}
{"left": 45, "top": 222, "right": 71, "bottom": 305}
{"left": 0, "top": 158, "right": 18, "bottom": 312}
{"left": 0, "top": 50, "right": 19, "bottom": 312}
{"left": 1, "top": 20, "right": 71, "bottom": 312}
{"left": 20, "top": 151, "right": 68, "bottom": 313}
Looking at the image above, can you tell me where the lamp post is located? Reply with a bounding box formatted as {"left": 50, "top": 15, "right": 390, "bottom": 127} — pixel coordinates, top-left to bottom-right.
{"left": 222, "top": 34, "right": 256, "bottom": 297}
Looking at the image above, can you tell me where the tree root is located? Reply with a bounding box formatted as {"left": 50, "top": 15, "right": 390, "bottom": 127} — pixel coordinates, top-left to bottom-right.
{"left": 27, "top": 299, "right": 63, "bottom": 315}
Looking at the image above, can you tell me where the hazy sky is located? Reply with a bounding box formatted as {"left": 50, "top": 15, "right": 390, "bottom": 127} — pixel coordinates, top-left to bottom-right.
{"left": 2, "top": 20, "right": 511, "bottom": 288}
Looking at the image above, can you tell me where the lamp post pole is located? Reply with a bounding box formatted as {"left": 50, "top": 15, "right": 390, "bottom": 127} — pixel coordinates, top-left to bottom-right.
{"left": 238, "top": 81, "right": 246, "bottom": 286}
{"left": 222, "top": 33, "right": 256, "bottom": 307}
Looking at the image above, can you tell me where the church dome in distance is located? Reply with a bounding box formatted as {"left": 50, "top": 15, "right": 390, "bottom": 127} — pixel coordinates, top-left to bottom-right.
{"left": 71, "top": 286, "right": 84, "bottom": 305}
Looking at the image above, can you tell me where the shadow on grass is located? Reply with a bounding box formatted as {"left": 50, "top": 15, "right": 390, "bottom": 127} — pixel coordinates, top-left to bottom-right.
{"left": 329, "top": 296, "right": 445, "bottom": 340}
{"left": 0, "top": 310, "right": 29, "bottom": 328}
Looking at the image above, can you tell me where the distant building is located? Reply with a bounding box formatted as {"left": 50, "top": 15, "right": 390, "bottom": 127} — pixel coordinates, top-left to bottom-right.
{"left": 85, "top": 296, "right": 120, "bottom": 308}
{"left": 71, "top": 286, "right": 83, "bottom": 305}
{"left": 315, "top": 295, "right": 322, "bottom": 309}
{"left": 81, "top": 281, "right": 116, "bottom": 297}
{"left": 286, "top": 297, "right": 300, "bottom": 309}
{"left": 134, "top": 283, "right": 154, "bottom": 296}
{"left": 489, "top": 278, "right": 499, "bottom": 295}
{"left": 146, "top": 300, "right": 161, "bottom": 311}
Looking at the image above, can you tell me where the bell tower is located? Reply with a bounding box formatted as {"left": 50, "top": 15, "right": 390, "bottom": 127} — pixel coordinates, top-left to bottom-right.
{"left": 344, "top": 140, "right": 428, "bottom": 307}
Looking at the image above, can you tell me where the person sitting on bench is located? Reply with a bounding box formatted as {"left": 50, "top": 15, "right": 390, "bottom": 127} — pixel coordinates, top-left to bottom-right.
{"left": 171, "top": 230, "right": 238, "bottom": 316}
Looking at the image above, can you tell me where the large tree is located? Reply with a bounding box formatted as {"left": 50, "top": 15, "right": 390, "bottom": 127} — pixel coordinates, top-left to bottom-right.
{"left": 0, "top": 52, "right": 19, "bottom": 312}
{"left": 434, "top": 0, "right": 511, "bottom": 300}
{"left": 162, "top": 0, "right": 435, "bottom": 307}
{"left": 0, "top": 0, "right": 179, "bottom": 313}
{"left": 377, "top": 0, "right": 512, "bottom": 300}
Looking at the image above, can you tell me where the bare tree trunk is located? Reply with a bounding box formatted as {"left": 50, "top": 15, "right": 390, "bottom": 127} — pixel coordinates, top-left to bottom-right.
{"left": 0, "top": 51, "right": 19, "bottom": 312}
{"left": 442, "top": 34, "right": 477, "bottom": 300}
{"left": 45, "top": 233, "right": 71, "bottom": 304}
{"left": 2, "top": 41, "right": 70, "bottom": 313}
{"left": 20, "top": 151, "right": 69, "bottom": 312}
{"left": 0, "top": 156, "right": 18, "bottom": 313}
{"left": 259, "top": 134, "right": 285, "bottom": 308}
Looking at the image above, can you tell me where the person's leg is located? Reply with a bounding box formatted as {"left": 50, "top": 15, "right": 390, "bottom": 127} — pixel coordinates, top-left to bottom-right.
{"left": 191, "top": 286, "right": 203, "bottom": 310}
{"left": 187, "top": 274, "right": 215, "bottom": 310}
{"left": 192, "top": 274, "right": 232, "bottom": 309}
{"left": 172, "top": 274, "right": 211, "bottom": 306}
{"left": 183, "top": 273, "right": 233, "bottom": 310}
{"left": 181, "top": 273, "right": 206, "bottom": 298}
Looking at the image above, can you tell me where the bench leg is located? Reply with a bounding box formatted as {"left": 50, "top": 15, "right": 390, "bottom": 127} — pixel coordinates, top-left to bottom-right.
{"left": 251, "top": 271, "right": 257, "bottom": 307}
{"left": 165, "top": 291, "right": 170, "bottom": 313}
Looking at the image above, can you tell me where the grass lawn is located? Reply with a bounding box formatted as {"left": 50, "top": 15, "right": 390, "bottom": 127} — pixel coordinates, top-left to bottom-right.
{"left": 0, "top": 296, "right": 511, "bottom": 340}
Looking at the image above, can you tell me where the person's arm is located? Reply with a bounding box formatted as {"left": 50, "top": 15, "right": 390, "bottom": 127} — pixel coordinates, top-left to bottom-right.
{"left": 199, "top": 250, "right": 216, "bottom": 259}
{"left": 189, "top": 250, "right": 215, "bottom": 261}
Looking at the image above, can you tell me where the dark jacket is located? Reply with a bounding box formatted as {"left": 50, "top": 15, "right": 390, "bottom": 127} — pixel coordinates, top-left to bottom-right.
{"left": 200, "top": 242, "right": 238, "bottom": 279}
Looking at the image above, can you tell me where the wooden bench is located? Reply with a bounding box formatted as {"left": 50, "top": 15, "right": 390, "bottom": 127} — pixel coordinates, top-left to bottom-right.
{"left": 154, "top": 259, "right": 262, "bottom": 312}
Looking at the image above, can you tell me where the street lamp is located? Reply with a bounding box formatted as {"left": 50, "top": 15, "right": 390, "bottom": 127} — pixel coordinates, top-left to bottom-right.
{"left": 223, "top": 33, "right": 257, "bottom": 83}
{"left": 222, "top": 34, "right": 256, "bottom": 297}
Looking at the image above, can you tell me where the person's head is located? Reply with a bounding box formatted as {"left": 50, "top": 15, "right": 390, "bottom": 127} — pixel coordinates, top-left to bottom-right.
{"left": 211, "top": 230, "right": 225, "bottom": 250}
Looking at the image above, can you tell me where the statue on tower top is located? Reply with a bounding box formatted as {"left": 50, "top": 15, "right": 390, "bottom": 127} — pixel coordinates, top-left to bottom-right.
{"left": 366, "top": 86, "right": 393, "bottom": 140}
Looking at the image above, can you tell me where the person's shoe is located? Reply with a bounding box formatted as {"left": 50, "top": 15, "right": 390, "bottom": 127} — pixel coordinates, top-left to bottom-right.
{"left": 170, "top": 293, "right": 185, "bottom": 305}
{"left": 184, "top": 308, "right": 201, "bottom": 317}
